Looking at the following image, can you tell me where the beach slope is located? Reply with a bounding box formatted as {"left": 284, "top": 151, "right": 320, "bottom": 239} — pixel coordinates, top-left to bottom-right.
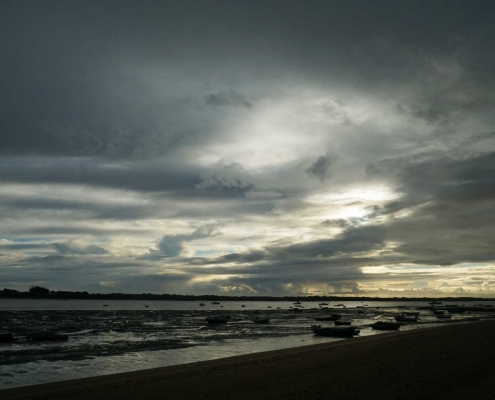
{"left": 3, "top": 320, "right": 495, "bottom": 400}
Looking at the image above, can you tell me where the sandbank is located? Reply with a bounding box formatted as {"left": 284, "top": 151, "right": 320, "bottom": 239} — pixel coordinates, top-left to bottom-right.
{"left": 2, "top": 320, "right": 495, "bottom": 400}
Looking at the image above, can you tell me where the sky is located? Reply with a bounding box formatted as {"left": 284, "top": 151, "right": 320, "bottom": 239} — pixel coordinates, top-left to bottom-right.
{"left": 1, "top": 1, "right": 495, "bottom": 297}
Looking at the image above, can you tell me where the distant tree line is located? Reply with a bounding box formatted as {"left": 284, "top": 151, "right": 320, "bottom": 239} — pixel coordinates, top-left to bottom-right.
{"left": 0, "top": 286, "right": 493, "bottom": 301}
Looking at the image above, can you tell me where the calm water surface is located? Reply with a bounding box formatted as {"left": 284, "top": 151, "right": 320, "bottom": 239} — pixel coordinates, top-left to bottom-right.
{"left": 1, "top": 299, "right": 494, "bottom": 389}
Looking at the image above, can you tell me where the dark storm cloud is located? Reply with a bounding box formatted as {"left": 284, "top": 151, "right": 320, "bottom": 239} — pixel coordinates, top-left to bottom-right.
{"left": 0, "top": 194, "right": 165, "bottom": 221}
{"left": 53, "top": 242, "right": 108, "bottom": 255}
{"left": 204, "top": 91, "right": 252, "bottom": 109}
{"left": 305, "top": 155, "right": 334, "bottom": 182}
{"left": 1, "top": 0, "right": 493, "bottom": 159}
{"left": 144, "top": 225, "right": 221, "bottom": 259}
{"left": 206, "top": 225, "right": 385, "bottom": 265}
{"left": 360, "top": 150, "right": 495, "bottom": 266}
{"left": 320, "top": 219, "right": 351, "bottom": 228}
{"left": 0, "top": 243, "right": 51, "bottom": 251}
{"left": 0, "top": 157, "right": 199, "bottom": 194}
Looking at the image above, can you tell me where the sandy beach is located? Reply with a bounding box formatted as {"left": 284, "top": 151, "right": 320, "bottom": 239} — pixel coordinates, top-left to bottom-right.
{"left": 2, "top": 320, "right": 495, "bottom": 400}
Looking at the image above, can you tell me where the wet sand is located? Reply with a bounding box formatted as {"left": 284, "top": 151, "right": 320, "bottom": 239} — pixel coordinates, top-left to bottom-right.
{"left": 3, "top": 320, "right": 495, "bottom": 400}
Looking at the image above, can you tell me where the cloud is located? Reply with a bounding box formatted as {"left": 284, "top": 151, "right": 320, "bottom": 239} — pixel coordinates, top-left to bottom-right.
{"left": 305, "top": 154, "right": 335, "bottom": 182}
{"left": 144, "top": 225, "right": 221, "bottom": 259}
{"left": 53, "top": 239, "right": 108, "bottom": 255}
{"left": 205, "top": 91, "right": 252, "bottom": 108}
{"left": 1, "top": 1, "right": 495, "bottom": 295}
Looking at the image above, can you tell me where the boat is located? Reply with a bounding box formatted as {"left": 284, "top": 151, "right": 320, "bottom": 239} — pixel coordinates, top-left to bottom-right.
{"left": 294, "top": 301, "right": 301, "bottom": 304}
{"left": 318, "top": 303, "right": 329, "bottom": 305}
{"left": 371, "top": 321, "right": 401, "bottom": 330}
{"left": 432, "top": 310, "right": 445, "bottom": 315}
{"left": 205, "top": 315, "right": 231, "bottom": 324}
{"left": 0, "top": 333, "right": 16, "bottom": 342}
{"left": 436, "top": 314, "right": 452, "bottom": 319}
{"left": 311, "top": 325, "right": 358, "bottom": 338}
{"left": 334, "top": 320, "right": 351, "bottom": 326}
{"left": 252, "top": 317, "right": 270, "bottom": 324}
{"left": 211, "top": 302, "right": 221, "bottom": 305}
{"left": 241, "top": 305, "right": 245, "bottom": 307}
{"left": 394, "top": 314, "right": 418, "bottom": 322}
{"left": 314, "top": 314, "right": 341, "bottom": 321}
{"left": 199, "top": 303, "right": 205, "bottom": 306}
{"left": 26, "top": 332, "right": 69, "bottom": 341}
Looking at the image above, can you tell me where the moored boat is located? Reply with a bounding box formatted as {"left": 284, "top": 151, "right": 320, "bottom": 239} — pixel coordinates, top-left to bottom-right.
{"left": 252, "top": 317, "right": 270, "bottom": 324}
{"left": 0, "top": 333, "right": 16, "bottom": 342}
{"left": 26, "top": 332, "right": 69, "bottom": 341}
{"left": 205, "top": 315, "right": 231, "bottom": 324}
{"left": 394, "top": 314, "right": 418, "bottom": 322}
{"left": 371, "top": 321, "right": 402, "bottom": 330}
{"left": 311, "top": 325, "right": 358, "bottom": 338}
{"left": 436, "top": 314, "right": 452, "bottom": 319}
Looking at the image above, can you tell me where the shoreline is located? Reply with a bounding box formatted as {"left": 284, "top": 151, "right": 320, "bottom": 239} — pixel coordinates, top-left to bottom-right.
{"left": 3, "top": 320, "right": 495, "bottom": 400}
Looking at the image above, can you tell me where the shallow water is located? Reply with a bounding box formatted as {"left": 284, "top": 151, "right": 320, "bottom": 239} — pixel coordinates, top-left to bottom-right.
{"left": 1, "top": 299, "right": 494, "bottom": 389}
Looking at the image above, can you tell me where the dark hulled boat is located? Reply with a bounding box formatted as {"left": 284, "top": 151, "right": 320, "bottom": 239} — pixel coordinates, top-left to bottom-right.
{"left": 311, "top": 325, "right": 358, "bottom": 338}
{"left": 371, "top": 321, "right": 401, "bottom": 330}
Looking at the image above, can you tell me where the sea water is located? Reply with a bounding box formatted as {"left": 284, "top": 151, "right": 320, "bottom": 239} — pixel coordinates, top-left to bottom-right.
{"left": 1, "top": 299, "right": 493, "bottom": 389}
